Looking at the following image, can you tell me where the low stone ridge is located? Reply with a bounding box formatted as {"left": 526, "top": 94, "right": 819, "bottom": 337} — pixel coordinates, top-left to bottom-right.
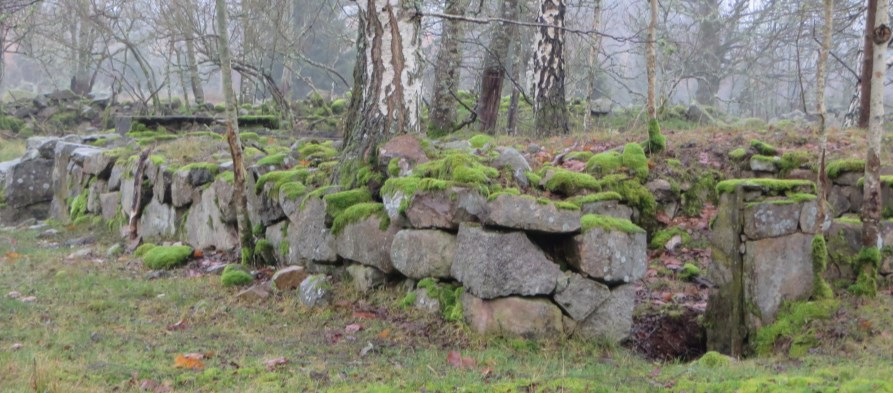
{"left": 565, "top": 226, "right": 647, "bottom": 284}
{"left": 390, "top": 229, "right": 456, "bottom": 279}
{"left": 484, "top": 194, "right": 581, "bottom": 233}
{"left": 451, "top": 224, "right": 563, "bottom": 299}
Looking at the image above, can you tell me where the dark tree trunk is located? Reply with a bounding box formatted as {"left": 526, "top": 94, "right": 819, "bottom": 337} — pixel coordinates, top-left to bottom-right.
{"left": 428, "top": 0, "right": 469, "bottom": 135}
{"left": 533, "top": 0, "right": 569, "bottom": 136}
{"left": 859, "top": 0, "right": 877, "bottom": 129}
{"left": 477, "top": 0, "right": 518, "bottom": 134}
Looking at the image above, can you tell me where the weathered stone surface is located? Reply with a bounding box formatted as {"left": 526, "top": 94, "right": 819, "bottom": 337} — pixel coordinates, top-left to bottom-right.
{"left": 287, "top": 196, "right": 337, "bottom": 263}
{"left": 828, "top": 185, "right": 861, "bottom": 217}
{"left": 493, "top": 147, "right": 531, "bottom": 186}
{"left": 580, "top": 200, "right": 633, "bottom": 220}
{"left": 185, "top": 180, "right": 238, "bottom": 251}
{"left": 554, "top": 273, "right": 611, "bottom": 321}
{"left": 82, "top": 151, "right": 113, "bottom": 178}
{"left": 462, "top": 293, "right": 564, "bottom": 339}
{"left": 378, "top": 134, "right": 428, "bottom": 174}
{"left": 107, "top": 162, "right": 124, "bottom": 191}
{"left": 382, "top": 190, "right": 411, "bottom": 227}
{"left": 834, "top": 172, "right": 862, "bottom": 187}
{"left": 405, "top": 188, "right": 487, "bottom": 230}
{"left": 99, "top": 192, "right": 120, "bottom": 220}
{"left": 271, "top": 266, "right": 307, "bottom": 291}
{"left": 391, "top": 229, "right": 456, "bottom": 279}
{"left": 152, "top": 168, "right": 173, "bottom": 204}
{"left": 86, "top": 179, "right": 107, "bottom": 214}
{"left": 335, "top": 215, "right": 398, "bottom": 273}
{"left": 411, "top": 288, "right": 441, "bottom": 314}
{"left": 137, "top": 199, "right": 180, "bottom": 239}
{"left": 647, "top": 179, "right": 676, "bottom": 203}
{"left": 565, "top": 227, "right": 647, "bottom": 284}
{"left": 745, "top": 233, "right": 814, "bottom": 324}
{"left": 119, "top": 177, "right": 151, "bottom": 217}
{"left": 799, "top": 200, "right": 819, "bottom": 233}
{"left": 236, "top": 286, "right": 270, "bottom": 303}
{"left": 3, "top": 158, "right": 53, "bottom": 209}
{"left": 264, "top": 221, "right": 291, "bottom": 264}
{"left": 246, "top": 172, "right": 285, "bottom": 227}
{"left": 299, "top": 274, "right": 331, "bottom": 307}
{"left": 749, "top": 156, "right": 779, "bottom": 172}
{"left": 743, "top": 201, "right": 801, "bottom": 239}
{"left": 451, "top": 224, "right": 563, "bottom": 298}
{"left": 576, "top": 284, "right": 637, "bottom": 343}
{"left": 484, "top": 194, "right": 581, "bottom": 233}
{"left": 171, "top": 167, "right": 215, "bottom": 207}
{"left": 347, "top": 264, "right": 386, "bottom": 293}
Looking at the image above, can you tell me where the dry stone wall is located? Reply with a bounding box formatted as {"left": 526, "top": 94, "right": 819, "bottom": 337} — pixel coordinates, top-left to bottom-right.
{"left": 0, "top": 135, "right": 650, "bottom": 344}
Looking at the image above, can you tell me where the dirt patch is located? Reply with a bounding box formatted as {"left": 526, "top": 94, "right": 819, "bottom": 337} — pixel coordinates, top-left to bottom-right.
{"left": 628, "top": 308, "right": 706, "bottom": 361}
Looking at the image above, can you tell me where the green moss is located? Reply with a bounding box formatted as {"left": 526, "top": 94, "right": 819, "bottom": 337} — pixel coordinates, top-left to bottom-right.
{"left": 728, "top": 148, "right": 748, "bottom": 160}
{"left": 779, "top": 151, "right": 811, "bottom": 174}
{"left": 323, "top": 189, "right": 373, "bottom": 219}
{"left": 567, "top": 192, "right": 623, "bottom": 207}
{"left": 621, "top": 143, "right": 649, "bottom": 181}
{"left": 149, "top": 155, "right": 165, "bottom": 165}
{"left": 525, "top": 171, "right": 542, "bottom": 186}
{"left": 468, "top": 134, "right": 494, "bottom": 149}
{"left": 642, "top": 118, "right": 666, "bottom": 154}
{"left": 0, "top": 115, "right": 25, "bottom": 133}
{"left": 221, "top": 266, "right": 253, "bottom": 287}
{"left": 387, "top": 158, "right": 401, "bottom": 177}
{"left": 751, "top": 154, "right": 779, "bottom": 168}
{"left": 253, "top": 239, "right": 276, "bottom": 265}
{"left": 850, "top": 247, "right": 880, "bottom": 297}
{"left": 753, "top": 300, "right": 840, "bottom": 357}
{"left": 826, "top": 159, "right": 865, "bottom": 179}
{"left": 256, "top": 153, "right": 287, "bottom": 166}
{"left": 397, "top": 291, "right": 418, "bottom": 308}
{"left": 134, "top": 243, "right": 157, "bottom": 257}
{"left": 680, "top": 263, "right": 701, "bottom": 280}
{"left": 565, "top": 151, "right": 594, "bottom": 162}
{"left": 239, "top": 132, "right": 260, "bottom": 142}
{"left": 580, "top": 214, "right": 645, "bottom": 234}
{"left": 696, "top": 351, "right": 730, "bottom": 368}
{"left": 585, "top": 151, "right": 623, "bottom": 176}
{"left": 68, "top": 190, "right": 88, "bottom": 221}
{"left": 605, "top": 178, "right": 657, "bottom": 222}
{"left": 487, "top": 188, "right": 522, "bottom": 201}
{"left": 715, "top": 179, "right": 815, "bottom": 195}
{"left": 279, "top": 182, "right": 307, "bottom": 201}
{"left": 216, "top": 171, "right": 234, "bottom": 184}
{"left": 254, "top": 169, "right": 310, "bottom": 195}
{"left": 179, "top": 162, "right": 220, "bottom": 174}
{"left": 330, "top": 202, "right": 389, "bottom": 235}
{"left": 650, "top": 227, "right": 691, "bottom": 249}
{"left": 142, "top": 245, "right": 193, "bottom": 270}
{"left": 414, "top": 152, "right": 498, "bottom": 188}
{"left": 750, "top": 140, "right": 778, "bottom": 155}
{"left": 543, "top": 168, "right": 601, "bottom": 195}
{"left": 554, "top": 201, "right": 581, "bottom": 211}
{"left": 297, "top": 142, "right": 338, "bottom": 161}
{"left": 417, "top": 278, "right": 464, "bottom": 322}
{"left": 680, "top": 173, "right": 719, "bottom": 217}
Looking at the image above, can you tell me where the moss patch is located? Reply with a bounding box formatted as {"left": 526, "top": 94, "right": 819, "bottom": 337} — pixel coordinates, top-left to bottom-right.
{"left": 143, "top": 245, "right": 193, "bottom": 270}
{"left": 826, "top": 159, "right": 865, "bottom": 179}
{"left": 812, "top": 235, "right": 834, "bottom": 300}
{"left": 330, "top": 202, "right": 389, "bottom": 235}
{"left": 715, "top": 179, "right": 815, "bottom": 195}
{"left": 417, "top": 278, "right": 464, "bottom": 322}
{"left": 134, "top": 243, "right": 157, "bottom": 257}
{"left": 254, "top": 169, "right": 310, "bottom": 195}
{"left": 297, "top": 141, "right": 338, "bottom": 161}
{"left": 221, "top": 265, "right": 253, "bottom": 287}
{"left": 754, "top": 300, "right": 840, "bottom": 357}
{"left": 696, "top": 352, "right": 730, "bottom": 368}
{"left": 728, "top": 148, "right": 747, "bottom": 160}
{"left": 580, "top": 214, "right": 645, "bottom": 234}
{"left": 567, "top": 192, "right": 623, "bottom": 207}
{"left": 750, "top": 140, "right": 778, "bottom": 155}
{"left": 468, "top": 134, "right": 494, "bottom": 149}
{"left": 850, "top": 247, "right": 880, "bottom": 297}
{"left": 279, "top": 182, "right": 307, "bottom": 201}
{"left": 650, "top": 227, "right": 691, "bottom": 249}
{"left": 622, "top": 143, "right": 649, "bottom": 181}
{"left": 256, "top": 153, "right": 287, "bottom": 166}
{"left": 543, "top": 168, "right": 601, "bottom": 195}
{"left": 585, "top": 151, "right": 623, "bottom": 176}
{"left": 642, "top": 118, "right": 666, "bottom": 154}
{"left": 323, "top": 189, "right": 373, "bottom": 219}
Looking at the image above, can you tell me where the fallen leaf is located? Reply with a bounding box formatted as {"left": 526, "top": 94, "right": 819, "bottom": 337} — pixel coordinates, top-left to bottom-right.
{"left": 377, "top": 329, "right": 391, "bottom": 339}
{"left": 263, "top": 357, "right": 288, "bottom": 371}
{"left": 481, "top": 367, "right": 493, "bottom": 377}
{"left": 345, "top": 324, "right": 363, "bottom": 334}
{"left": 193, "top": 250, "right": 203, "bottom": 258}
{"left": 352, "top": 311, "right": 377, "bottom": 319}
{"left": 447, "top": 351, "right": 476, "bottom": 369}
{"left": 174, "top": 353, "right": 205, "bottom": 370}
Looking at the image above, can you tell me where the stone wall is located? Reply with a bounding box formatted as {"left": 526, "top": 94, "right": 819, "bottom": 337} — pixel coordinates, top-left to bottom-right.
{"left": 1, "top": 136, "right": 648, "bottom": 344}
{"left": 704, "top": 180, "right": 819, "bottom": 355}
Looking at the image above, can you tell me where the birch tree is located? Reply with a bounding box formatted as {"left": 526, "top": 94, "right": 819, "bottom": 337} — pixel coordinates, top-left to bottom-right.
{"left": 339, "top": 0, "right": 423, "bottom": 183}
{"left": 645, "top": 0, "right": 657, "bottom": 120}
{"left": 815, "top": 0, "right": 833, "bottom": 234}
{"left": 429, "top": 0, "right": 469, "bottom": 136}
{"left": 858, "top": 0, "right": 878, "bottom": 129}
{"left": 215, "top": 0, "right": 255, "bottom": 265}
{"left": 478, "top": 0, "right": 519, "bottom": 134}
{"left": 532, "top": 0, "right": 568, "bottom": 136}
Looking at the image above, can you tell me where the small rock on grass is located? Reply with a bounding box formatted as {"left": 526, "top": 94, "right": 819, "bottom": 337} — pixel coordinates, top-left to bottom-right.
{"left": 236, "top": 286, "right": 270, "bottom": 303}
{"left": 271, "top": 266, "right": 308, "bottom": 291}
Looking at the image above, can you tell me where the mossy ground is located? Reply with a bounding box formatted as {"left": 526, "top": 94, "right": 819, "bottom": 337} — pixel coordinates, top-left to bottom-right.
{"left": 4, "top": 222, "right": 893, "bottom": 391}
{"left": 142, "top": 245, "right": 194, "bottom": 270}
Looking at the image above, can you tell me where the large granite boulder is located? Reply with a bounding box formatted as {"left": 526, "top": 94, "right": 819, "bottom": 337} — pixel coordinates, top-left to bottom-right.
{"left": 743, "top": 200, "right": 802, "bottom": 239}
{"left": 462, "top": 293, "right": 565, "bottom": 339}
{"left": 137, "top": 199, "right": 180, "bottom": 239}
{"left": 285, "top": 196, "right": 337, "bottom": 263}
{"left": 564, "top": 224, "right": 647, "bottom": 284}
{"left": 171, "top": 165, "right": 216, "bottom": 207}
{"left": 484, "top": 194, "right": 581, "bottom": 233}
{"left": 745, "top": 233, "right": 814, "bottom": 324}
{"left": 390, "top": 229, "right": 456, "bottom": 279}
{"left": 405, "top": 188, "right": 487, "bottom": 230}
{"left": 335, "top": 215, "right": 398, "bottom": 273}
{"left": 451, "top": 224, "right": 563, "bottom": 298}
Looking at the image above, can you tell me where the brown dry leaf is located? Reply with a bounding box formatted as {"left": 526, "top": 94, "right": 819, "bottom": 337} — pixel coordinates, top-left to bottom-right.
{"left": 174, "top": 353, "right": 205, "bottom": 370}
{"left": 263, "top": 357, "right": 288, "bottom": 371}
{"left": 446, "top": 351, "right": 476, "bottom": 369}
{"left": 352, "top": 311, "right": 377, "bottom": 320}
{"left": 377, "top": 329, "right": 391, "bottom": 339}
{"left": 345, "top": 324, "right": 363, "bottom": 334}
{"left": 193, "top": 250, "right": 203, "bottom": 258}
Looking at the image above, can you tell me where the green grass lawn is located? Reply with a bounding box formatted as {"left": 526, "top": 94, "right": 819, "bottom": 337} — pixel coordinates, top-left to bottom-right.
{"left": 2, "top": 223, "right": 893, "bottom": 392}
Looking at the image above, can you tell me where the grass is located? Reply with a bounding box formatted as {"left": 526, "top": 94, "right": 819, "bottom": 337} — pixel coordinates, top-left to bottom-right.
{"left": 0, "top": 136, "right": 25, "bottom": 161}
{"left": 4, "top": 221, "right": 893, "bottom": 391}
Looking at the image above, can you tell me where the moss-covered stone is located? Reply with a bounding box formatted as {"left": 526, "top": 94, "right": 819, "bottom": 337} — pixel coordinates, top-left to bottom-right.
{"left": 750, "top": 140, "right": 778, "bottom": 155}
{"left": 680, "top": 263, "right": 701, "bottom": 280}
{"left": 580, "top": 214, "right": 645, "bottom": 234}
{"left": 811, "top": 235, "right": 833, "bottom": 300}
{"left": 134, "top": 243, "right": 157, "bottom": 257}
{"left": 650, "top": 227, "right": 691, "bottom": 249}
{"left": 297, "top": 141, "right": 338, "bottom": 161}
{"left": 468, "top": 134, "right": 494, "bottom": 149}
{"left": 585, "top": 151, "right": 623, "bottom": 176}
{"left": 417, "top": 278, "right": 464, "bottom": 322}
{"left": 753, "top": 300, "right": 839, "bottom": 357}
{"left": 850, "top": 247, "right": 880, "bottom": 297}
{"left": 621, "top": 143, "right": 649, "bottom": 181}
{"left": 330, "top": 202, "right": 389, "bottom": 235}
{"left": 254, "top": 169, "right": 310, "bottom": 195}
{"left": 323, "top": 188, "right": 373, "bottom": 219}
{"left": 221, "top": 265, "right": 253, "bottom": 286}
{"left": 567, "top": 192, "right": 623, "bottom": 207}
{"left": 143, "top": 245, "right": 193, "bottom": 270}
{"left": 826, "top": 159, "right": 865, "bottom": 179}
{"left": 413, "top": 152, "right": 498, "bottom": 189}
{"left": 564, "top": 151, "right": 594, "bottom": 162}
{"left": 253, "top": 239, "right": 276, "bottom": 265}
{"left": 696, "top": 351, "right": 730, "bottom": 368}
{"left": 715, "top": 179, "right": 815, "bottom": 195}
{"left": 543, "top": 168, "right": 601, "bottom": 195}
{"left": 728, "top": 148, "right": 747, "bottom": 161}
{"left": 279, "top": 182, "right": 307, "bottom": 201}
{"left": 179, "top": 162, "right": 220, "bottom": 174}
{"left": 256, "top": 153, "right": 287, "bottom": 166}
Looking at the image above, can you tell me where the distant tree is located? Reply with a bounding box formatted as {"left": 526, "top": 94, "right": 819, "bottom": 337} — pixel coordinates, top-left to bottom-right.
{"left": 816, "top": 0, "right": 833, "bottom": 233}
{"left": 428, "top": 0, "right": 470, "bottom": 136}
{"left": 478, "top": 0, "right": 519, "bottom": 134}
{"left": 858, "top": 0, "right": 878, "bottom": 129}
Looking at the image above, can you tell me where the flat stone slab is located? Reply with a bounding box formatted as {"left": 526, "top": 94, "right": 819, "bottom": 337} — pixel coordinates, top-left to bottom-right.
{"left": 565, "top": 227, "right": 647, "bottom": 284}
{"left": 391, "top": 229, "right": 456, "bottom": 279}
{"left": 484, "top": 194, "right": 581, "bottom": 233}
{"left": 462, "top": 293, "right": 565, "bottom": 339}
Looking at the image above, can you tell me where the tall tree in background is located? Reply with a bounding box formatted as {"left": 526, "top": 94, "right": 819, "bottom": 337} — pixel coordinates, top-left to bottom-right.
{"left": 646, "top": 0, "right": 657, "bottom": 120}
{"left": 582, "top": 0, "right": 603, "bottom": 131}
{"left": 215, "top": 0, "right": 255, "bottom": 265}
{"left": 859, "top": 0, "right": 889, "bottom": 296}
{"left": 816, "top": 0, "right": 833, "bottom": 233}
{"left": 429, "top": 0, "right": 469, "bottom": 136}
{"left": 858, "top": 0, "right": 877, "bottom": 129}
{"left": 478, "top": 0, "right": 519, "bottom": 134}
{"left": 532, "top": 0, "right": 569, "bottom": 136}
{"left": 339, "top": 0, "right": 423, "bottom": 182}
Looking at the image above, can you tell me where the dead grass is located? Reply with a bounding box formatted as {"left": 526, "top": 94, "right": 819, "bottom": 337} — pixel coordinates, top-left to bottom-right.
{"left": 0, "top": 136, "right": 25, "bottom": 162}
